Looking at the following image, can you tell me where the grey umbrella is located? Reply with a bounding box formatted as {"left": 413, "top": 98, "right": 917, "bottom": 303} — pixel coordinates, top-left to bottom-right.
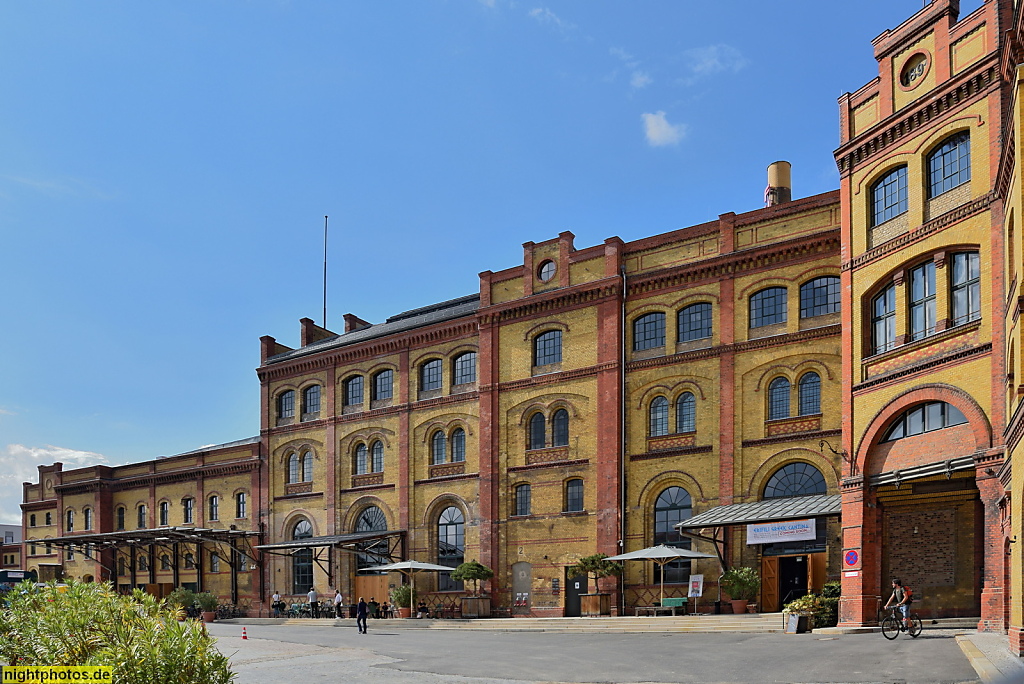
{"left": 363, "top": 560, "right": 456, "bottom": 616}
{"left": 605, "top": 545, "right": 718, "bottom": 606}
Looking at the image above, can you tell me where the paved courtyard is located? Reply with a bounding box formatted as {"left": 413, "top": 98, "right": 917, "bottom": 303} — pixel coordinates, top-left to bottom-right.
{"left": 206, "top": 622, "right": 1008, "bottom": 684}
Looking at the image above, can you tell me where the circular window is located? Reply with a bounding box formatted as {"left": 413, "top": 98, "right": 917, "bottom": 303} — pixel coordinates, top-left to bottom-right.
{"left": 899, "top": 52, "right": 929, "bottom": 90}
{"left": 538, "top": 260, "right": 556, "bottom": 282}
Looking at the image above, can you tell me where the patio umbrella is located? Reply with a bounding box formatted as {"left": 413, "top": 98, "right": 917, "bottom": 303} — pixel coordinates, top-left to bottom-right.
{"left": 605, "top": 545, "right": 718, "bottom": 606}
{"left": 363, "top": 560, "right": 456, "bottom": 616}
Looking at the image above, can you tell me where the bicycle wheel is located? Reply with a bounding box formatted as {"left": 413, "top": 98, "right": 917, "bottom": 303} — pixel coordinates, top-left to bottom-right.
{"left": 881, "top": 616, "right": 900, "bottom": 640}
{"left": 908, "top": 614, "right": 923, "bottom": 638}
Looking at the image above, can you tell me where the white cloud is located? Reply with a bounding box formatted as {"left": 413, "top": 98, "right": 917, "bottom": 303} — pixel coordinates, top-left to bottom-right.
{"left": 0, "top": 444, "right": 109, "bottom": 524}
{"left": 610, "top": 47, "right": 639, "bottom": 69}
{"left": 679, "top": 44, "right": 747, "bottom": 84}
{"left": 478, "top": 0, "right": 497, "bottom": 7}
{"left": 527, "top": 7, "right": 575, "bottom": 32}
{"left": 641, "top": 111, "right": 686, "bottom": 147}
{"left": 630, "top": 71, "right": 652, "bottom": 89}
{"left": 0, "top": 408, "right": 15, "bottom": 416}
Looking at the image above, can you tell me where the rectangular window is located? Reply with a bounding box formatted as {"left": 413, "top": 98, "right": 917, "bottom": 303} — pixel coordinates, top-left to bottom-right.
{"left": 137, "top": 506, "right": 146, "bottom": 529}
{"left": 750, "top": 288, "right": 788, "bottom": 328}
{"left": 116, "top": 508, "right": 125, "bottom": 531}
{"left": 209, "top": 496, "right": 219, "bottom": 521}
{"left": 534, "top": 331, "right": 562, "bottom": 365}
{"left": 929, "top": 133, "right": 970, "bottom": 197}
{"left": 909, "top": 261, "right": 936, "bottom": 341}
{"left": 373, "top": 370, "right": 393, "bottom": 401}
{"left": 514, "top": 485, "right": 532, "bottom": 517}
{"left": 565, "top": 479, "right": 584, "bottom": 513}
{"left": 453, "top": 352, "right": 477, "bottom": 385}
{"left": 183, "top": 498, "right": 194, "bottom": 524}
{"left": 345, "top": 376, "right": 364, "bottom": 405}
{"left": 678, "top": 304, "right": 712, "bottom": 342}
{"left": 873, "top": 166, "right": 908, "bottom": 225}
{"left": 303, "top": 385, "right": 321, "bottom": 415}
{"left": 278, "top": 391, "right": 295, "bottom": 419}
{"left": 633, "top": 313, "right": 666, "bottom": 350}
{"left": 159, "top": 502, "right": 169, "bottom": 527}
{"left": 421, "top": 360, "right": 442, "bottom": 391}
{"left": 872, "top": 285, "right": 896, "bottom": 354}
{"left": 951, "top": 252, "right": 980, "bottom": 325}
{"left": 236, "top": 493, "right": 247, "bottom": 519}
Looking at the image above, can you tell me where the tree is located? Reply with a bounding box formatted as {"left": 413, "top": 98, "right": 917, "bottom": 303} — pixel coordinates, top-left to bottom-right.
{"left": 450, "top": 560, "right": 494, "bottom": 596}
{"left": 568, "top": 554, "right": 622, "bottom": 590}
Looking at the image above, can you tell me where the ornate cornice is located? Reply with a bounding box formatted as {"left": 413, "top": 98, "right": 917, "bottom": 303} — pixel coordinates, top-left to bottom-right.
{"left": 478, "top": 282, "right": 621, "bottom": 326}
{"left": 629, "top": 232, "right": 840, "bottom": 296}
{"left": 741, "top": 428, "right": 841, "bottom": 449}
{"left": 835, "top": 60, "right": 999, "bottom": 177}
{"left": 55, "top": 460, "right": 261, "bottom": 495}
{"left": 626, "top": 324, "right": 840, "bottom": 372}
{"left": 853, "top": 342, "right": 992, "bottom": 392}
{"left": 337, "top": 483, "right": 395, "bottom": 495}
{"left": 487, "top": 362, "right": 618, "bottom": 393}
{"left": 629, "top": 445, "right": 712, "bottom": 461}
{"left": 507, "top": 458, "right": 591, "bottom": 473}
{"left": 843, "top": 194, "right": 994, "bottom": 272}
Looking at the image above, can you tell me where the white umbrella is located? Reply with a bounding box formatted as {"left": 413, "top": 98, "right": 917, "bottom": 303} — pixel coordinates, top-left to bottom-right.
{"left": 363, "top": 560, "right": 456, "bottom": 616}
{"left": 606, "top": 545, "right": 717, "bottom": 606}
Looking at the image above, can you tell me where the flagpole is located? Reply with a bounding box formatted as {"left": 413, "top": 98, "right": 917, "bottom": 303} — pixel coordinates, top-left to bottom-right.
{"left": 323, "top": 215, "right": 328, "bottom": 328}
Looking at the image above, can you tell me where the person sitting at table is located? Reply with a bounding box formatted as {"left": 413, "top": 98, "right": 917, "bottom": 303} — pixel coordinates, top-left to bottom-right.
{"left": 417, "top": 600, "right": 430, "bottom": 618}
{"left": 380, "top": 601, "right": 390, "bottom": 618}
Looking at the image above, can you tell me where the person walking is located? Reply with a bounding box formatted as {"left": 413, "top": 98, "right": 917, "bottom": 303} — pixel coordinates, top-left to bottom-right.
{"left": 356, "top": 596, "right": 368, "bottom": 634}
{"left": 307, "top": 587, "right": 319, "bottom": 618}
{"left": 271, "top": 590, "right": 282, "bottom": 618}
{"left": 333, "top": 589, "right": 344, "bottom": 618}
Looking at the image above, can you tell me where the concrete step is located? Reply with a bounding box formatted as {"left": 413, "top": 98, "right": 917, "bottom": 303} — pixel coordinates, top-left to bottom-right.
{"left": 426, "top": 613, "right": 786, "bottom": 633}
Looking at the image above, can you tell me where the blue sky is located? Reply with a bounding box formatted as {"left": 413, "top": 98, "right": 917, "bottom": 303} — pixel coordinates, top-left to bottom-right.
{"left": 0, "top": 0, "right": 975, "bottom": 522}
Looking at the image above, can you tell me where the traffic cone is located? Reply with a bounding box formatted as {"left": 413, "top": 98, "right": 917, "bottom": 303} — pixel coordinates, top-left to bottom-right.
{"left": 242, "top": 627, "right": 248, "bottom": 640}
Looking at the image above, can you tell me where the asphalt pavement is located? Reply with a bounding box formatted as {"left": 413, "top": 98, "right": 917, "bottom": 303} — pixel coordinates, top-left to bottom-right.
{"left": 207, "top": 622, "right": 995, "bottom": 684}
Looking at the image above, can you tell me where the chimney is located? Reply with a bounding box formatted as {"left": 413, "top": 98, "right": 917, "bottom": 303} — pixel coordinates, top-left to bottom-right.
{"left": 343, "top": 313, "right": 372, "bottom": 333}
{"left": 766, "top": 161, "right": 792, "bottom": 207}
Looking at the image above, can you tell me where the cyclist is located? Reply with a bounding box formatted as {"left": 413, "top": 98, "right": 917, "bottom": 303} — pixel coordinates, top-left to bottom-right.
{"left": 883, "top": 577, "right": 912, "bottom": 630}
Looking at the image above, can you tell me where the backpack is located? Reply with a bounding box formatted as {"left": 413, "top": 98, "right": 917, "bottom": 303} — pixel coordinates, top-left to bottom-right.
{"left": 903, "top": 586, "right": 913, "bottom": 604}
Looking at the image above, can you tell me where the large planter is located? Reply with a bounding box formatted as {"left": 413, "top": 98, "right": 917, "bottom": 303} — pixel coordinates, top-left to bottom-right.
{"left": 729, "top": 600, "right": 748, "bottom": 615}
{"left": 580, "top": 593, "right": 611, "bottom": 617}
{"left": 201, "top": 611, "right": 216, "bottom": 623}
{"left": 398, "top": 607, "right": 412, "bottom": 619}
{"left": 460, "top": 596, "right": 491, "bottom": 618}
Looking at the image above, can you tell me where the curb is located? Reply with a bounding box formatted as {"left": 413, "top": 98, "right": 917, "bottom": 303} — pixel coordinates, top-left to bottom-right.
{"left": 956, "top": 635, "right": 1004, "bottom": 683}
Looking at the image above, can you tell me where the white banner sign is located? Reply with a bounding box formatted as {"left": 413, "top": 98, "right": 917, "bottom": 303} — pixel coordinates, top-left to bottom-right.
{"left": 746, "top": 518, "right": 816, "bottom": 545}
{"left": 688, "top": 574, "right": 704, "bottom": 598}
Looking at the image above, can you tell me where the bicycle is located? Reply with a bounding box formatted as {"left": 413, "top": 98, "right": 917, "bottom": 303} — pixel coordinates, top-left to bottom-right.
{"left": 881, "top": 605, "right": 922, "bottom": 640}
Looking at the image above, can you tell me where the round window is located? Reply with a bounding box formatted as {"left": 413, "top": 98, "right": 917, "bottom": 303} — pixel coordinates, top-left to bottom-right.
{"left": 538, "top": 260, "right": 556, "bottom": 282}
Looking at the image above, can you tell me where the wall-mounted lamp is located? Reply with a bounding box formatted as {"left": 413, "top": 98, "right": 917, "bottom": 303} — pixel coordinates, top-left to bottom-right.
{"left": 819, "top": 439, "right": 852, "bottom": 464}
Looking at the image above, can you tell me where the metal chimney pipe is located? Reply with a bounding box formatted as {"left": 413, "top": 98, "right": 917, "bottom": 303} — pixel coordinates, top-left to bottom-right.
{"left": 766, "top": 161, "right": 792, "bottom": 206}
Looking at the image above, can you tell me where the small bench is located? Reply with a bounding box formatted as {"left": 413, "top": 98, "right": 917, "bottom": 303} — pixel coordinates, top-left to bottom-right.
{"left": 635, "top": 597, "right": 687, "bottom": 617}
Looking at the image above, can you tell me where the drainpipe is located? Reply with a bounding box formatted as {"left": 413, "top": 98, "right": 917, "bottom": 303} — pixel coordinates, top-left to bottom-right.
{"left": 619, "top": 265, "right": 627, "bottom": 615}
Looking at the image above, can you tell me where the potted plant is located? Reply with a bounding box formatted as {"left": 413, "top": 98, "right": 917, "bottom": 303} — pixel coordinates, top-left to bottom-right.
{"left": 568, "top": 554, "right": 622, "bottom": 616}
{"left": 452, "top": 560, "right": 494, "bottom": 618}
{"left": 389, "top": 584, "right": 416, "bottom": 619}
{"left": 165, "top": 587, "right": 197, "bottom": 620}
{"left": 719, "top": 567, "right": 760, "bottom": 615}
{"left": 195, "top": 591, "right": 219, "bottom": 623}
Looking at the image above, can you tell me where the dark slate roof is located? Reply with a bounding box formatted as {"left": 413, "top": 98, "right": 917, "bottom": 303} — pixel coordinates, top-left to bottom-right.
{"left": 266, "top": 294, "right": 480, "bottom": 364}
{"left": 161, "top": 436, "right": 261, "bottom": 459}
{"left": 676, "top": 494, "right": 841, "bottom": 529}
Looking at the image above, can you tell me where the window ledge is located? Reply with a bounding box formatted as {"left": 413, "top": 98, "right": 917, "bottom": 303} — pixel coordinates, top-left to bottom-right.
{"left": 561, "top": 510, "right": 588, "bottom": 517}
{"left": 342, "top": 404, "right": 363, "bottom": 415}
{"left": 276, "top": 417, "right": 295, "bottom": 427}
{"left": 301, "top": 412, "right": 321, "bottom": 422}
{"left": 370, "top": 398, "right": 393, "bottom": 410}
{"left": 451, "top": 382, "right": 477, "bottom": 395}
{"left": 532, "top": 362, "right": 562, "bottom": 376}
{"left": 765, "top": 415, "right": 822, "bottom": 438}
{"left": 748, "top": 321, "right": 788, "bottom": 339}
{"left": 863, "top": 317, "right": 981, "bottom": 365}
{"left": 675, "top": 338, "right": 712, "bottom": 354}
{"left": 631, "top": 346, "right": 666, "bottom": 361}
{"left": 418, "top": 389, "right": 443, "bottom": 401}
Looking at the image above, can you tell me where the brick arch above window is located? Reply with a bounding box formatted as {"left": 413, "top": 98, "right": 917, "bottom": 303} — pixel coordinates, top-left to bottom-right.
{"left": 415, "top": 415, "right": 476, "bottom": 443}
{"left": 419, "top": 494, "right": 471, "bottom": 528}
{"left": 855, "top": 383, "right": 991, "bottom": 477}
{"left": 521, "top": 320, "right": 571, "bottom": 341}
{"left": 667, "top": 292, "right": 720, "bottom": 310}
{"left": 736, "top": 276, "right": 793, "bottom": 301}
{"left": 278, "top": 511, "right": 319, "bottom": 540}
{"left": 338, "top": 428, "right": 396, "bottom": 454}
{"left": 634, "top": 470, "right": 706, "bottom": 509}
{"left": 752, "top": 358, "right": 834, "bottom": 392}
{"left": 343, "top": 496, "right": 396, "bottom": 531}
{"left": 509, "top": 393, "right": 588, "bottom": 425}
{"left": 743, "top": 448, "right": 840, "bottom": 499}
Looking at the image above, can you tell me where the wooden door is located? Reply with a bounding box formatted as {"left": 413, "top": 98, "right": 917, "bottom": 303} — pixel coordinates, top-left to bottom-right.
{"left": 761, "top": 556, "right": 779, "bottom": 612}
{"left": 809, "top": 552, "right": 826, "bottom": 594}
{"left": 354, "top": 575, "right": 390, "bottom": 604}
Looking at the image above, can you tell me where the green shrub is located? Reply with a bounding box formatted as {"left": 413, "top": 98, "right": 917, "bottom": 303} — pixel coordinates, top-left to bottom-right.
{"left": 195, "top": 592, "right": 219, "bottom": 612}
{"left": 782, "top": 584, "right": 840, "bottom": 628}
{"left": 567, "top": 554, "right": 622, "bottom": 589}
{"left": 390, "top": 584, "right": 416, "bottom": 609}
{"left": 166, "top": 587, "right": 197, "bottom": 610}
{"left": 0, "top": 580, "right": 234, "bottom": 684}
{"left": 720, "top": 567, "right": 760, "bottom": 602}
{"left": 821, "top": 581, "right": 842, "bottom": 598}
{"left": 450, "top": 561, "right": 494, "bottom": 596}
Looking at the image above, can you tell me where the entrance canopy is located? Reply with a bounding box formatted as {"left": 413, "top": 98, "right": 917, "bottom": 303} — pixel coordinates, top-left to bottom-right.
{"left": 255, "top": 529, "right": 404, "bottom": 556}
{"left": 44, "top": 526, "right": 260, "bottom": 550}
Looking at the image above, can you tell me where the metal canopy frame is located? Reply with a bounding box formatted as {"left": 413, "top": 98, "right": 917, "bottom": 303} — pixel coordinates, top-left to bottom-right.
{"left": 40, "top": 526, "right": 262, "bottom": 603}
{"left": 255, "top": 530, "right": 406, "bottom": 589}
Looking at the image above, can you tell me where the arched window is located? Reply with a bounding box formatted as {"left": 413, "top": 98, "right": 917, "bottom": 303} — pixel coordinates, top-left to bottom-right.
{"left": 209, "top": 553, "right": 219, "bottom": 572}
{"left": 872, "top": 285, "right": 896, "bottom": 354}
{"left": 138, "top": 555, "right": 149, "bottom": 572}
{"left": 551, "top": 409, "right": 569, "bottom": 447}
{"left": 208, "top": 495, "right": 219, "bottom": 521}
{"left": 768, "top": 378, "right": 791, "bottom": 421}
{"left": 678, "top": 303, "right": 712, "bottom": 342}
{"left": 676, "top": 393, "right": 696, "bottom": 433}
{"left": 633, "top": 313, "right": 666, "bottom": 351}
{"left": 65, "top": 509, "right": 74, "bottom": 532}
{"left": 951, "top": 251, "right": 981, "bottom": 325}
{"left": 371, "top": 441, "right": 385, "bottom": 472}
{"left": 45, "top": 512, "right": 51, "bottom": 526}
{"left": 798, "top": 372, "right": 821, "bottom": 416}
{"left": 372, "top": 369, "right": 394, "bottom": 401}
{"left": 235, "top": 492, "right": 247, "bottom": 519}
{"left": 514, "top": 484, "right": 532, "bottom": 516}
{"left": 420, "top": 359, "right": 443, "bottom": 391}
{"left": 882, "top": 401, "right": 968, "bottom": 442}
{"left": 534, "top": 330, "right": 562, "bottom": 366}
{"left": 431, "top": 431, "right": 447, "bottom": 465}
{"left": 453, "top": 352, "right": 477, "bottom": 385}
{"left": 277, "top": 390, "right": 295, "bottom": 420}
{"left": 872, "top": 166, "right": 908, "bottom": 225}
{"left": 158, "top": 501, "right": 168, "bottom": 526}
{"left": 160, "top": 555, "right": 171, "bottom": 571}
{"left": 799, "top": 277, "right": 840, "bottom": 318}
{"left": 355, "top": 506, "right": 388, "bottom": 572}
{"left": 528, "top": 413, "right": 546, "bottom": 450}
{"left": 301, "top": 451, "right": 314, "bottom": 482}
{"left": 184, "top": 553, "right": 195, "bottom": 569}
{"left": 302, "top": 385, "right": 321, "bottom": 416}
{"left": 438, "top": 507, "right": 465, "bottom": 591}
{"left": 355, "top": 443, "right": 368, "bottom": 474}
{"left": 750, "top": 287, "right": 787, "bottom": 328}
{"left": 763, "top": 463, "right": 827, "bottom": 498}
{"left": 928, "top": 131, "right": 970, "bottom": 197}
{"left": 344, "top": 376, "right": 364, "bottom": 406}
{"left": 29, "top": 514, "right": 36, "bottom": 527}
{"left": 649, "top": 397, "right": 669, "bottom": 437}
{"left": 84, "top": 507, "right": 92, "bottom": 531}
{"left": 137, "top": 505, "right": 147, "bottom": 529}
{"left": 653, "top": 487, "right": 692, "bottom": 583}
{"left": 450, "top": 429, "right": 466, "bottom": 463}
{"left": 291, "top": 519, "right": 313, "bottom": 594}
{"left": 287, "top": 454, "right": 299, "bottom": 484}
{"left": 182, "top": 498, "right": 194, "bottom": 524}
{"left": 565, "top": 478, "right": 584, "bottom": 513}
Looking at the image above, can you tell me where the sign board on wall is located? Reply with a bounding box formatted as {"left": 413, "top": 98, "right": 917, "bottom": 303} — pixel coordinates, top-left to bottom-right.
{"left": 746, "top": 518, "right": 816, "bottom": 545}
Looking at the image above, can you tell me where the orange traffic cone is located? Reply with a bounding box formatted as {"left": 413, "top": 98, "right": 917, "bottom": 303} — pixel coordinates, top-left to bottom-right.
{"left": 241, "top": 627, "right": 248, "bottom": 640}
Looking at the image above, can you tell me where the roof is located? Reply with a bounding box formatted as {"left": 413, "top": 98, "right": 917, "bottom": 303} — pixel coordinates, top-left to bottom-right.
{"left": 42, "top": 526, "right": 260, "bottom": 549}
{"left": 163, "top": 436, "right": 261, "bottom": 458}
{"left": 265, "top": 294, "right": 480, "bottom": 364}
{"left": 676, "top": 494, "right": 841, "bottom": 529}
